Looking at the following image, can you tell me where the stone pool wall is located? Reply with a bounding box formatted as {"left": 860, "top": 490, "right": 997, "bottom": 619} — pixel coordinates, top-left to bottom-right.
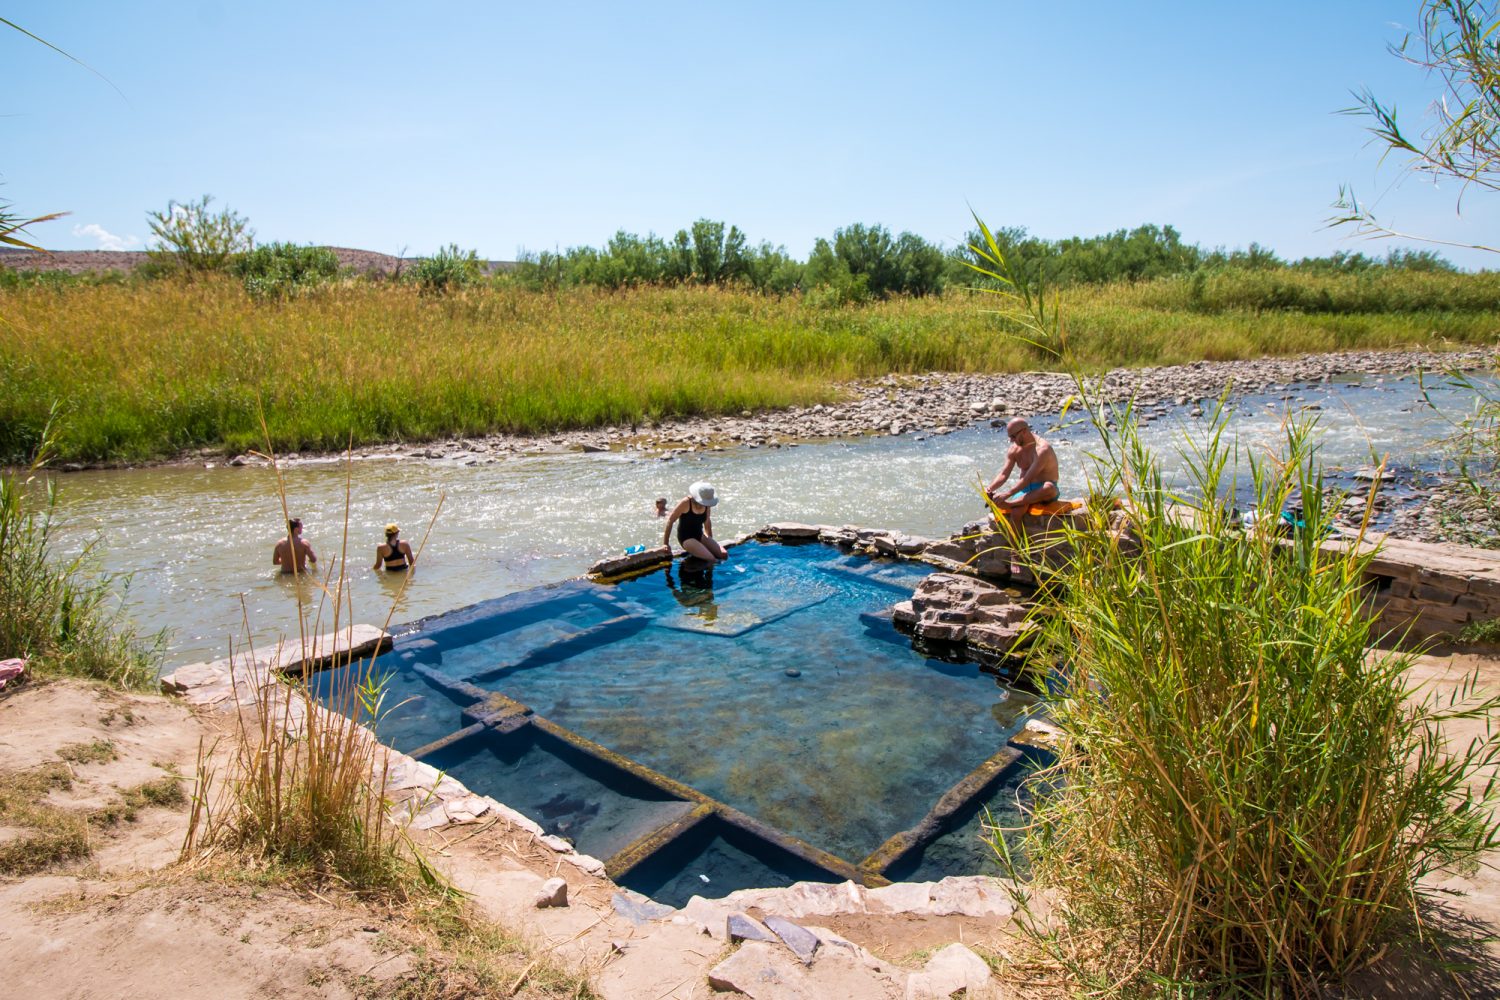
{"left": 747, "top": 510, "right": 1500, "bottom": 646}
{"left": 1349, "top": 532, "right": 1500, "bottom": 642}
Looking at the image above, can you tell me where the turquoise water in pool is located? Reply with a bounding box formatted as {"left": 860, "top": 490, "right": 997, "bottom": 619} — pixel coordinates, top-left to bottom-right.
{"left": 462, "top": 543, "right": 1032, "bottom": 861}
{"left": 363, "top": 541, "right": 1036, "bottom": 867}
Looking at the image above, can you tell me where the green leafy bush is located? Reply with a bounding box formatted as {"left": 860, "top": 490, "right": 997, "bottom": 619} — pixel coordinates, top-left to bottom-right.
{"left": 412, "top": 243, "right": 483, "bottom": 293}
{"left": 145, "top": 194, "right": 253, "bottom": 275}
{"left": 231, "top": 242, "right": 339, "bottom": 299}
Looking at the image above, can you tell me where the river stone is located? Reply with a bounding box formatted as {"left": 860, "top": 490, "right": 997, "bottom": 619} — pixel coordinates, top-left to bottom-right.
{"left": 680, "top": 896, "right": 734, "bottom": 939}
{"left": 907, "top": 943, "right": 992, "bottom": 999}
{"left": 534, "top": 877, "right": 568, "bottom": 908}
{"left": 587, "top": 545, "right": 671, "bottom": 578}
{"left": 764, "top": 915, "right": 820, "bottom": 965}
{"left": 784, "top": 668, "right": 802, "bottom": 678}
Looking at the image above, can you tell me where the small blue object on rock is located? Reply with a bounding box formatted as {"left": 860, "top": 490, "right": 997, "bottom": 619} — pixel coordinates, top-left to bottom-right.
{"left": 624, "top": 544, "right": 646, "bottom": 555}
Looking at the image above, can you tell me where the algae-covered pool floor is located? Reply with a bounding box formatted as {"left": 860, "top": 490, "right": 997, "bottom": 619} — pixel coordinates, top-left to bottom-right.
{"left": 377, "top": 541, "right": 1037, "bottom": 866}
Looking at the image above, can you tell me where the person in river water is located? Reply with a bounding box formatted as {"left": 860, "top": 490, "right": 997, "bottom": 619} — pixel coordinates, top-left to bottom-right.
{"left": 272, "top": 518, "right": 318, "bottom": 575}
{"left": 372, "top": 523, "right": 415, "bottom": 571}
{"left": 663, "top": 482, "right": 729, "bottom": 563}
{"left": 986, "top": 418, "right": 1060, "bottom": 525}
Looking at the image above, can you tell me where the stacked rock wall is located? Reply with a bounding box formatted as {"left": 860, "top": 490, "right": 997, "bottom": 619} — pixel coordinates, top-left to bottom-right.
{"left": 921, "top": 509, "right": 1088, "bottom": 584}
{"left": 1355, "top": 534, "right": 1500, "bottom": 641}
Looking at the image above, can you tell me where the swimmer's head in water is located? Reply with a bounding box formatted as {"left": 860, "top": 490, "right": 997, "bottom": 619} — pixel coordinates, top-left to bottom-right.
{"left": 385, "top": 523, "right": 400, "bottom": 537}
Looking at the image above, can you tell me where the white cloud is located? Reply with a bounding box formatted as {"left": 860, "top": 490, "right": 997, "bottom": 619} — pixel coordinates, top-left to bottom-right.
{"left": 72, "top": 223, "right": 140, "bottom": 251}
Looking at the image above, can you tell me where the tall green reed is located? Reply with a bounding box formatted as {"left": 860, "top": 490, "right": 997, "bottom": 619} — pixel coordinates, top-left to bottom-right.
{"left": 1421, "top": 366, "right": 1500, "bottom": 549}
{"left": 965, "top": 217, "right": 1500, "bottom": 994}
{"left": 1013, "top": 407, "right": 1500, "bottom": 994}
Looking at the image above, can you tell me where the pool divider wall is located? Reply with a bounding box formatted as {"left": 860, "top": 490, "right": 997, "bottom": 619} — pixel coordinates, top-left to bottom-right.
{"left": 406, "top": 721, "right": 488, "bottom": 761}
{"left": 604, "top": 803, "right": 717, "bottom": 880}
{"left": 401, "top": 578, "right": 612, "bottom": 650}
{"left": 406, "top": 658, "right": 488, "bottom": 704}
{"left": 860, "top": 745, "right": 1025, "bottom": 878}
{"left": 406, "top": 687, "right": 882, "bottom": 891}
{"left": 468, "top": 612, "right": 651, "bottom": 683}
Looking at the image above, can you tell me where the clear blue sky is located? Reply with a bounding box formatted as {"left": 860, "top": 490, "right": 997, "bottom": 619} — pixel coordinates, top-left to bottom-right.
{"left": 6, "top": 1, "right": 1498, "bottom": 267}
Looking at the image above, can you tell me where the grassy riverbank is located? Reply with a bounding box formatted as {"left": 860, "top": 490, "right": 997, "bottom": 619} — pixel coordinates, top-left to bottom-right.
{"left": 2, "top": 272, "right": 1497, "bottom": 462}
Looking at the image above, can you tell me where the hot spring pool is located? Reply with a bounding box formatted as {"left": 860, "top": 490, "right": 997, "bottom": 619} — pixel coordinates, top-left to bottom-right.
{"left": 317, "top": 540, "right": 1043, "bottom": 905}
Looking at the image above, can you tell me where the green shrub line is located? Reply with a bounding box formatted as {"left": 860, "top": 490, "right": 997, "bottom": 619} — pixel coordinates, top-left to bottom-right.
{"left": 1, "top": 275, "right": 1495, "bottom": 464}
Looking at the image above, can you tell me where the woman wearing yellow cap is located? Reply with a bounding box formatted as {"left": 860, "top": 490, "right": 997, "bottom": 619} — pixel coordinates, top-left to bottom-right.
{"left": 373, "top": 523, "right": 415, "bottom": 571}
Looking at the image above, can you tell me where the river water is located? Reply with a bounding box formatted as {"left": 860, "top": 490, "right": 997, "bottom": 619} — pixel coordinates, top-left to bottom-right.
{"left": 46, "top": 373, "right": 1478, "bottom": 669}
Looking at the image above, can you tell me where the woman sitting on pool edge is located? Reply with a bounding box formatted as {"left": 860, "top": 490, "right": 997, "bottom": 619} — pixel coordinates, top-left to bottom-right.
{"left": 373, "top": 523, "right": 415, "bottom": 571}
{"left": 663, "top": 482, "right": 728, "bottom": 564}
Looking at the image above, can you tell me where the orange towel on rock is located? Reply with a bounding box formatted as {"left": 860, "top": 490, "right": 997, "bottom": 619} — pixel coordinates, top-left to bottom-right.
{"left": 1026, "top": 499, "right": 1082, "bottom": 517}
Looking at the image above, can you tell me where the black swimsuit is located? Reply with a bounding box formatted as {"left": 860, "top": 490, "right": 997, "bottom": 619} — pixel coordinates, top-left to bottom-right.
{"left": 383, "top": 539, "right": 408, "bottom": 570}
{"left": 677, "top": 504, "right": 707, "bottom": 543}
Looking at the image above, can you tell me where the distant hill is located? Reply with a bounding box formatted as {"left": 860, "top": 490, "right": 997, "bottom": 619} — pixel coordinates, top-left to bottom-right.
{"left": 0, "top": 247, "right": 515, "bottom": 276}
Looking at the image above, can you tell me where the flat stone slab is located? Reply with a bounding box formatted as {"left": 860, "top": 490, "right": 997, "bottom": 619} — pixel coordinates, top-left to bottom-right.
{"left": 764, "top": 915, "right": 820, "bottom": 965}
{"left": 160, "top": 623, "right": 390, "bottom": 693}
{"left": 707, "top": 940, "right": 906, "bottom": 999}
{"left": 722, "top": 877, "right": 1024, "bottom": 922}
{"left": 759, "top": 522, "right": 823, "bottom": 539}
{"left": 727, "top": 912, "right": 778, "bottom": 944}
{"left": 613, "top": 890, "right": 675, "bottom": 926}
{"left": 588, "top": 545, "right": 671, "bottom": 579}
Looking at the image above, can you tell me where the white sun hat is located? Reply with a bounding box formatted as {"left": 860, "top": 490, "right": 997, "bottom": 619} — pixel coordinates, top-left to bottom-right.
{"left": 689, "top": 481, "right": 719, "bottom": 507}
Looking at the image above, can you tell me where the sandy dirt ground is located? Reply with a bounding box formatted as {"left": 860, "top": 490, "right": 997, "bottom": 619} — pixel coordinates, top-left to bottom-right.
{"left": 5, "top": 654, "right": 1500, "bottom": 998}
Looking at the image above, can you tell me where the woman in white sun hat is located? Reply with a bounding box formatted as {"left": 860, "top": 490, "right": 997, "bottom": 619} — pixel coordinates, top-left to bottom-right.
{"left": 662, "top": 481, "right": 728, "bottom": 563}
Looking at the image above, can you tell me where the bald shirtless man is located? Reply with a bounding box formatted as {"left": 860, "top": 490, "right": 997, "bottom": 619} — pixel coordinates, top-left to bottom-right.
{"left": 985, "top": 418, "right": 1059, "bottom": 524}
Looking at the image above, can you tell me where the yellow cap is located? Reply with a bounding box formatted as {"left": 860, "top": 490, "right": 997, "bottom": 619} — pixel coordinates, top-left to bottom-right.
{"left": 385, "top": 523, "right": 400, "bottom": 535}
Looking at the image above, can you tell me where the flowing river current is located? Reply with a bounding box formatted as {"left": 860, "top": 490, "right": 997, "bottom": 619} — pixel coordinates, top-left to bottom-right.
{"left": 45, "top": 373, "right": 1484, "bottom": 669}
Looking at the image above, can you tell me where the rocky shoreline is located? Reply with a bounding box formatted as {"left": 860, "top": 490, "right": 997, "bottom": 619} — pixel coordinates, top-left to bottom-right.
{"left": 176, "top": 347, "right": 1495, "bottom": 471}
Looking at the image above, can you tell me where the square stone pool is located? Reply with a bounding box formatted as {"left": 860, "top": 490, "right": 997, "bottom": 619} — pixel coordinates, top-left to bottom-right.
{"left": 316, "top": 540, "right": 1044, "bottom": 904}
